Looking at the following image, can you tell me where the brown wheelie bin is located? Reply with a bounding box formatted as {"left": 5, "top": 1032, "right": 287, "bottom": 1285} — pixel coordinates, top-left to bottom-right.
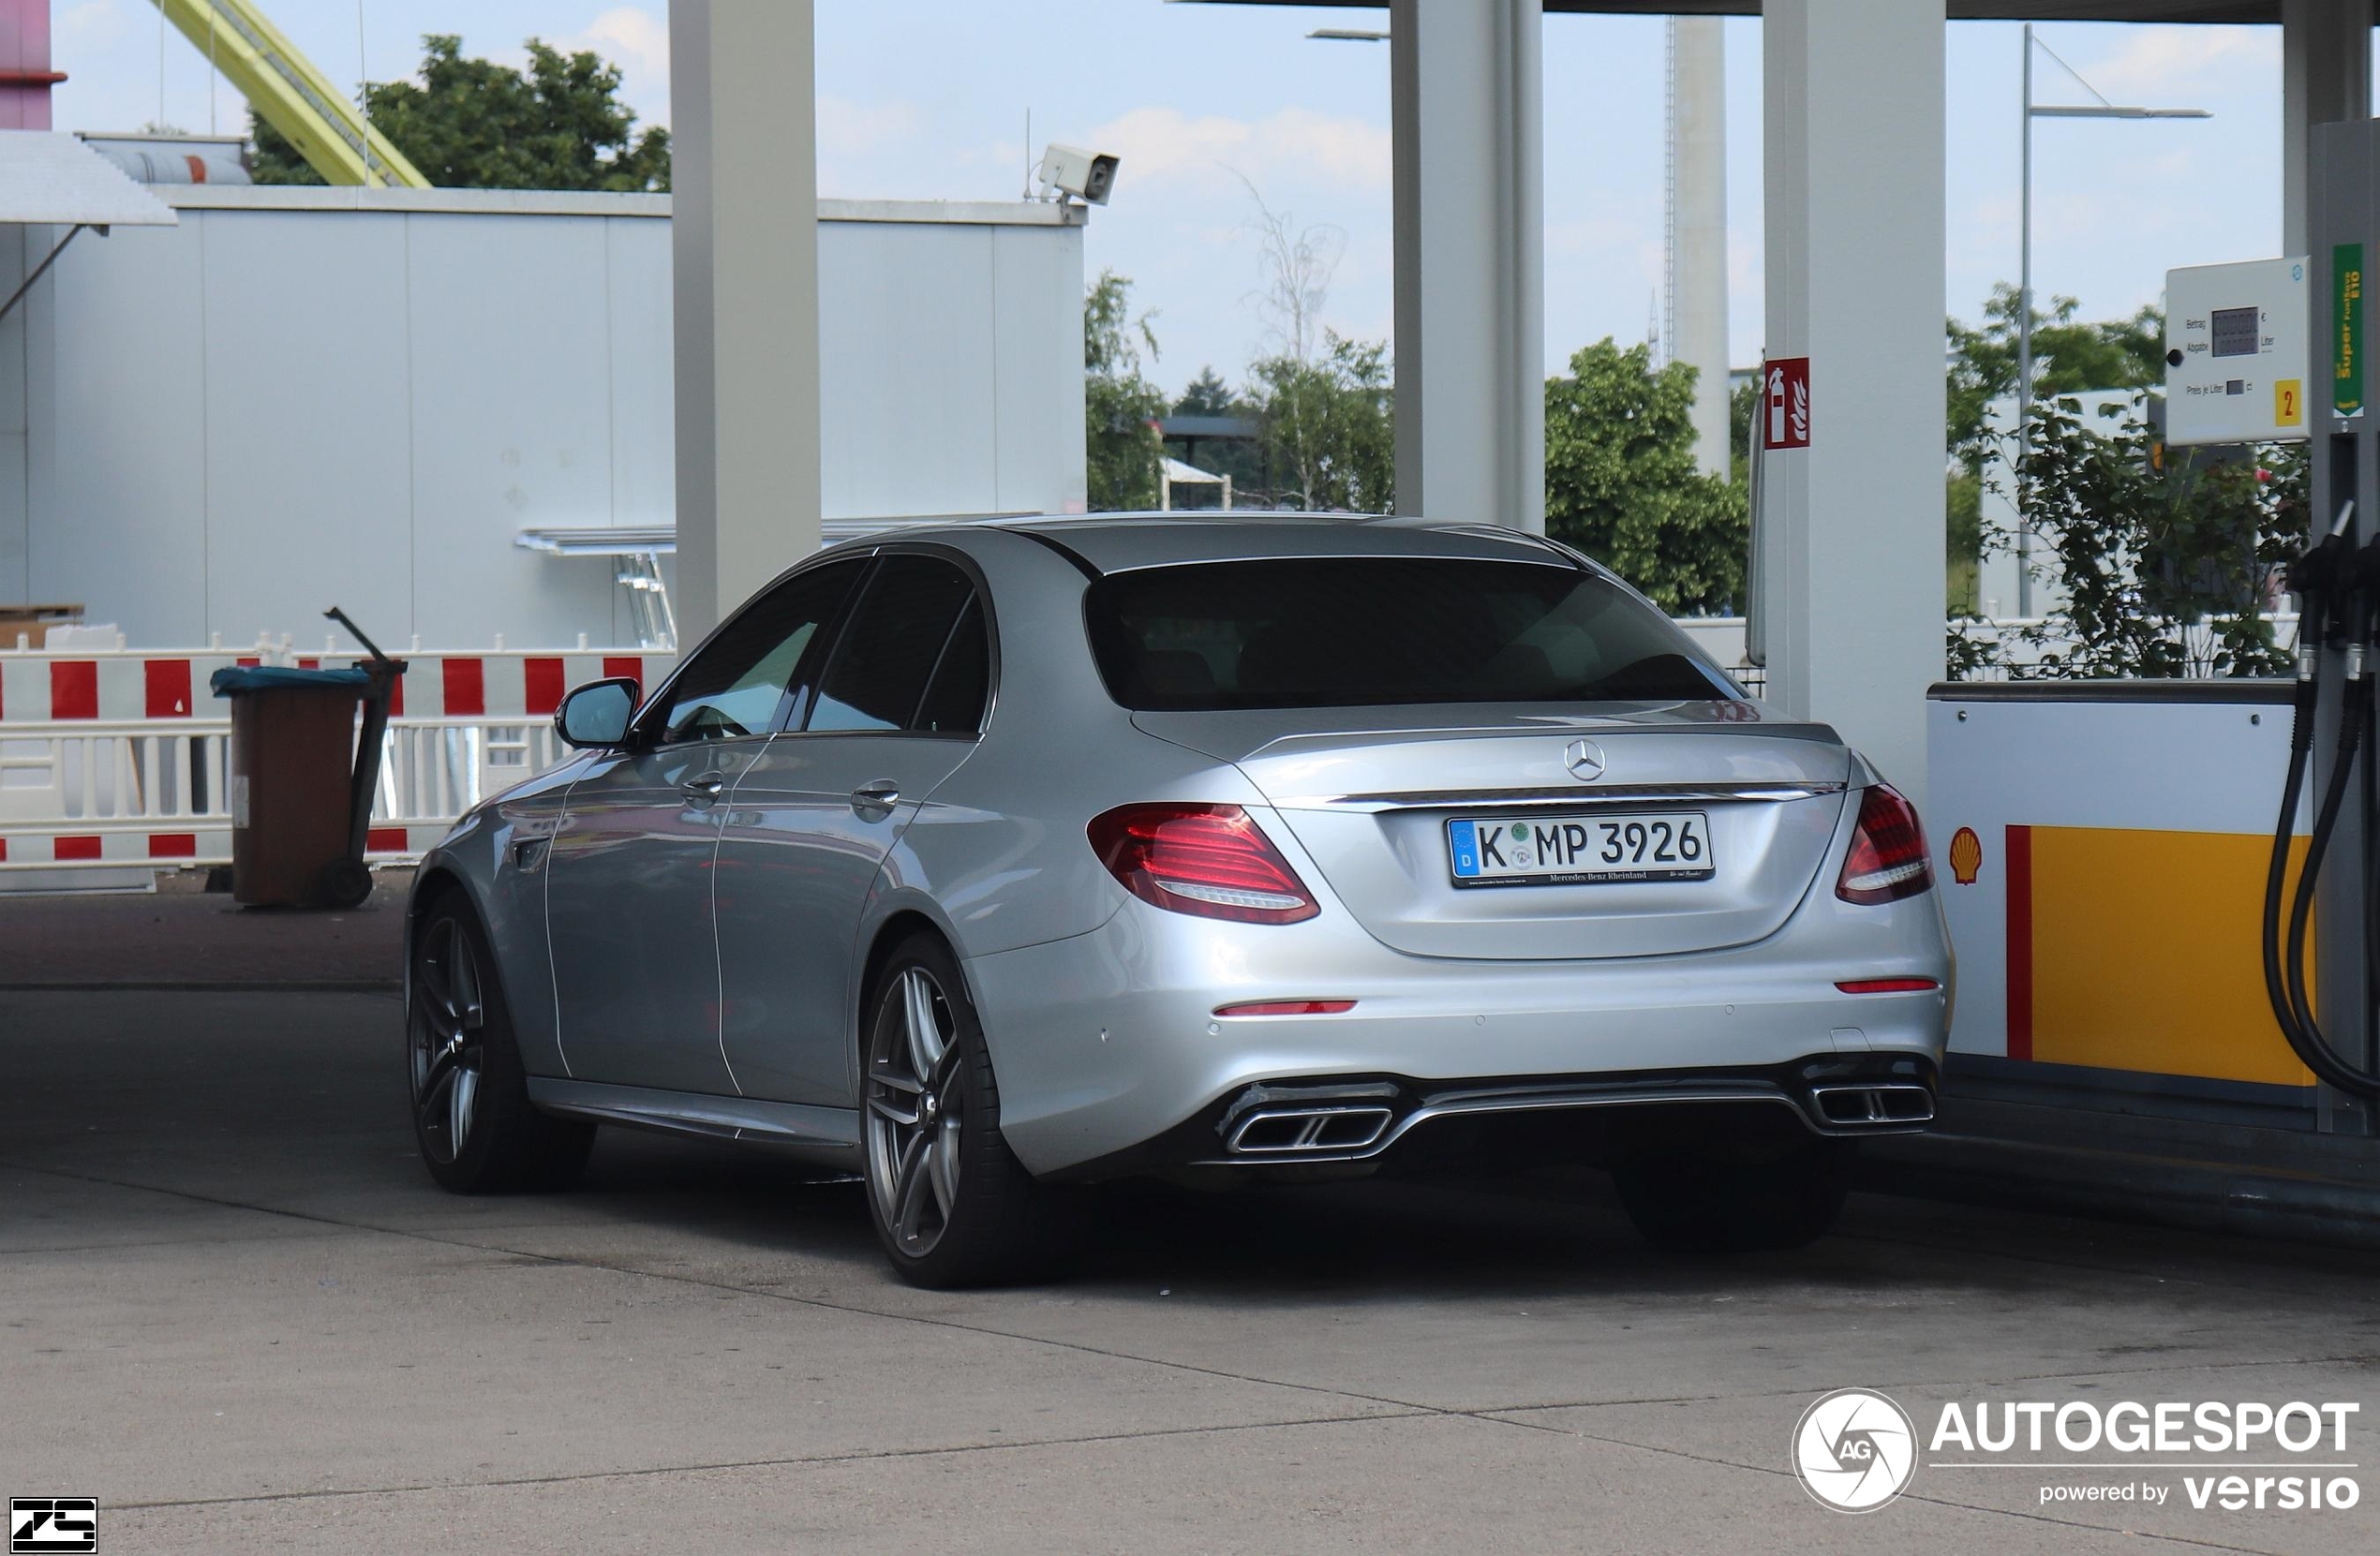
{"left": 210, "top": 620, "right": 405, "bottom": 908}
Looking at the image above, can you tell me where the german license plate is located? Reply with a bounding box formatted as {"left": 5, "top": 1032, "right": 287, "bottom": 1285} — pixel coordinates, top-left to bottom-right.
{"left": 1448, "top": 812, "right": 1714, "bottom": 886}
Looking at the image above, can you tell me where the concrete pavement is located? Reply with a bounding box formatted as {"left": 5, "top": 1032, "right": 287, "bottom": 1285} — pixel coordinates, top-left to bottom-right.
{"left": 0, "top": 868, "right": 407, "bottom": 990}
{"left": 3, "top": 985, "right": 2377, "bottom": 1553}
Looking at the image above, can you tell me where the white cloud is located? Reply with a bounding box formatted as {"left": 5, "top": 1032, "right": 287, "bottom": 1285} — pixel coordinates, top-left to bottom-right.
{"left": 1080, "top": 105, "right": 1391, "bottom": 197}
{"left": 564, "top": 6, "right": 669, "bottom": 127}
{"left": 581, "top": 7, "right": 667, "bottom": 76}
{"left": 2039, "top": 24, "right": 2273, "bottom": 106}
{"left": 818, "top": 95, "right": 928, "bottom": 159}
{"left": 56, "top": 0, "right": 126, "bottom": 49}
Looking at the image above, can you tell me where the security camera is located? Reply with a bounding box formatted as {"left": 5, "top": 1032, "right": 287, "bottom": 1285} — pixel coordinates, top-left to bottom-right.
{"left": 1034, "top": 144, "right": 1119, "bottom": 206}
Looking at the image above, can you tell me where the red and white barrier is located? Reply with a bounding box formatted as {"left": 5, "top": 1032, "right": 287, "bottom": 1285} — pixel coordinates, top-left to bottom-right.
{"left": 0, "top": 645, "right": 674, "bottom": 875}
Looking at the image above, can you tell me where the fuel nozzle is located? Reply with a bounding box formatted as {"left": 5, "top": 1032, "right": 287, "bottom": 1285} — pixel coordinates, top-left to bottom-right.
{"left": 2288, "top": 503, "right": 2359, "bottom": 667}
{"left": 2343, "top": 533, "right": 2380, "bottom": 677}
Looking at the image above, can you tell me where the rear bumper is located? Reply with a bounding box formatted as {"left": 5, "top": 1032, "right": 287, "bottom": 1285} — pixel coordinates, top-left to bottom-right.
{"left": 1049, "top": 1051, "right": 1941, "bottom": 1181}
{"left": 963, "top": 882, "right": 1953, "bottom": 1178}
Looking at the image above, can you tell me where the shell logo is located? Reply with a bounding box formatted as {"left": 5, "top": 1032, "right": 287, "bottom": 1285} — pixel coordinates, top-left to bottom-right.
{"left": 1948, "top": 826, "right": 1983, "bottom": 885}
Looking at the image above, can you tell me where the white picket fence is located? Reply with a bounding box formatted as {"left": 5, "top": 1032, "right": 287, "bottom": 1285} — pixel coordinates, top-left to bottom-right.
{"left": 0, "top": 638, "right": 672, "bottom": 878}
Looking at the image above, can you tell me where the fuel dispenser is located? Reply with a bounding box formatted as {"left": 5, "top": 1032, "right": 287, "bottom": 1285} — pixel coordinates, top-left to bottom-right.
{"left": 1885, "top": 135, "right": 2380, "bottom": 1244}
{"left": 2257, "top": 119, "right": 2380, "bottom": 1131}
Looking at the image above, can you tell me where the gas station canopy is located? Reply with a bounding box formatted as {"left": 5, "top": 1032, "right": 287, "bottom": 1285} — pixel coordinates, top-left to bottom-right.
{"left": 1216, "top": 1, "right": 2358, "bottom": 20}
{"left": 0, "top": 131, "right": 178, "bottom": 229}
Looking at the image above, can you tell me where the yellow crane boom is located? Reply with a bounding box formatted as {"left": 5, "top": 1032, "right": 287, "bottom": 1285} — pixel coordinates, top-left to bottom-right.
{"left": 148, "top": 0, "right": 430, "bottom": 188}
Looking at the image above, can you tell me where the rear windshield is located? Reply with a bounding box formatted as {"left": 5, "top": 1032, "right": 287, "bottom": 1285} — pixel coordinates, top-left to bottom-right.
{"left": 1085, "top": 556, "right": 1739, "bottom": 711}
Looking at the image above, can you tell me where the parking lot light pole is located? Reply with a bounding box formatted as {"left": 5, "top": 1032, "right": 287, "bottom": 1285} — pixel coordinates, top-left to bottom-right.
{"left": 2016, "top": 22, "right": 2208, "bottom": 615}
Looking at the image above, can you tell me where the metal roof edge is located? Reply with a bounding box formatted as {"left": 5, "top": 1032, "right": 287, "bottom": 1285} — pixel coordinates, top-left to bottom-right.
{"left": 159, "top": 185, "right": 673, "bottom": 217}
{"left": 158, "top": 186, "right": 1087, "bottom": 227}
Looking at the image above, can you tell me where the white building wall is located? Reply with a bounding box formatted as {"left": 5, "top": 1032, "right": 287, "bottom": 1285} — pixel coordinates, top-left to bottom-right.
{"left": 22, "top": 187, "right": 1085, "bottom": 648}
{"left": 0, "top": 227, "right": 32, "bottom": 608}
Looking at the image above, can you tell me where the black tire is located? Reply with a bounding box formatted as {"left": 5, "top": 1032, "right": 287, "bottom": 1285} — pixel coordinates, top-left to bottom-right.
{"left": 861, "top": 931, "right": 1067, "bottom": 1288}
{"left": 1613, "top": 1136, "right": 1854, "bottom": 1253}
{"left": 407, "top": 894, "right": 594, "bottom": 1193}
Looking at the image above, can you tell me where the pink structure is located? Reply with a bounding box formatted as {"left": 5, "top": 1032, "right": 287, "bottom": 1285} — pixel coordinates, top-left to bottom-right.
{"left": 0, "top": 0, "right": 61, "bottom": 131}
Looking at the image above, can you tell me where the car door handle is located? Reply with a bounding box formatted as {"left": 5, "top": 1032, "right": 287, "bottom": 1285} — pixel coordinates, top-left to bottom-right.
{"left": 682, "top": 772, "right": 729, "bottom": 805}
{"left": 850, "top": 779, "right": 901, "bottom": 813}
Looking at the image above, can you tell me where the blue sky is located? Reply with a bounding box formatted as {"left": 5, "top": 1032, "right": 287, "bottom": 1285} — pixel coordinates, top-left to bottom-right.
{"left": 50, "top": 2, "right": 2291, "bottom": 397}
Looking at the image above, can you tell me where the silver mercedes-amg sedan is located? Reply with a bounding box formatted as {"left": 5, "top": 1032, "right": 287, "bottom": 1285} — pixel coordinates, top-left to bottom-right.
{"left": 405, "top": 515, "right": 1951, "bottom": 1285}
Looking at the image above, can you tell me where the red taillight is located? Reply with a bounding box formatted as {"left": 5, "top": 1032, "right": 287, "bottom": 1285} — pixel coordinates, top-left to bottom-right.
{"left": 1835, "top": 977, "right": 1940, "bottom": 995}
{"left": 1836, "top": 783, "right": 1932, "bottom": 906}
{"left": 1089, "top": 804, "right": 1319, "bottom": 925}
{"left": 1212, "top": 1000, "right": 1356, "bottom": 1017}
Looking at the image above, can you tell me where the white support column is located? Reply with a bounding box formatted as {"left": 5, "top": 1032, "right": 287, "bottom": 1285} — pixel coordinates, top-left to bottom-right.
{"left": 670, "top": 0, "right": 822, "bottom": 644}
{"left": 1390, "top": 0, "right": 1543, "bottom": 531}
{"left": 1669, "top": 17, "right": 1731, "bottom": 477}
{"left": 2283, "top": 0, "right": 2370, "bottom": 258}
{"left": 1761, "top": 0, "right": 1945, "bottom": 805}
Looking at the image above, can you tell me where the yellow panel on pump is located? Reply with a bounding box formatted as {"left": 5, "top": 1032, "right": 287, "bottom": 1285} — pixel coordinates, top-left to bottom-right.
{"left": 2016, "top": 825, "right": 2313, "bottom": 1088}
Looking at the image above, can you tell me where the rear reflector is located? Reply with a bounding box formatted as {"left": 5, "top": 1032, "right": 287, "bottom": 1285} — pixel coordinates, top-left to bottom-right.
{"left": 1089, "top": 803, "right": 1320, "bottom": 925}
{"left": 1836, "top": 783, "right": 1933, "bottom": 906}
{"left": 1835, "top": 977, "right": 1941, "bottom": 995}
{"left": 1212, "top": 1000, "right": 1357, "bottom": 1017}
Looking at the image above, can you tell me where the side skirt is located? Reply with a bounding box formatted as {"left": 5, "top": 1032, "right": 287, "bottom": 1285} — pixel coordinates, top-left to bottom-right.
{"left": 528, "top": 1077, "right": 860, "bottom": 1167}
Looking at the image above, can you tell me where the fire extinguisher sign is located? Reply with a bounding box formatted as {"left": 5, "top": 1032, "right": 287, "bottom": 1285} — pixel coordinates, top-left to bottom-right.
{"left": 1763, "top": 357, "right": 1811, "bottom": 451}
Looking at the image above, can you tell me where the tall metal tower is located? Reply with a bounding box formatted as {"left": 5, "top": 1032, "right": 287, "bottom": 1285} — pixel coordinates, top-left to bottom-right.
{"left": 1664, "top": 16, "right": 1730, "bottom": 476}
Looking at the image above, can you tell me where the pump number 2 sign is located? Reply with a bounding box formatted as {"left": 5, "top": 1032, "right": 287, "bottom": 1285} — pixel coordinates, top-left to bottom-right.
{"left": 1763, "top": 358, "right": 1810, "bottom": 451}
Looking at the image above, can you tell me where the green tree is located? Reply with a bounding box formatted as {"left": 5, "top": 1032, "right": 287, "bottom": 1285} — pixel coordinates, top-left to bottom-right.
{"left": 1544, "top": 340, "right": 1747, "bottom": 615}
{"left": 1227, "top": 181, "right": 1392, "bottom": 511}
{"left": 1166, "top": 366, "right": 1272, "bottom": 498}
{"left": 1173, "top": 367, "right": 1240, "bottom": 418}
{"left": 1247, "top": 333, "right": 1394, "bottom": 512}
{"left": 1947, "top": 283, "right": 2163, "bottom": 471}
{"left": 1084, "top": 271, "right": 1168, "bottom": 511}
{"left": 253, "top": 34, "right": 669, "bottom": 191}
{"left": 2001, "top": 397, "right": 2299, "bottom": 679}
{"left": 1938, "top": 287, "right": 2162, "bottom": 613}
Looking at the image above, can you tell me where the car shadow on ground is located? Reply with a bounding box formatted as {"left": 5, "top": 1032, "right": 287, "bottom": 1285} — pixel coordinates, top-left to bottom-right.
{"left": 563, "top": 1125, "right": 2059, "bottom": 1304}
{"left": 13, "top": 988, "right": 2373, "bottom": 1309}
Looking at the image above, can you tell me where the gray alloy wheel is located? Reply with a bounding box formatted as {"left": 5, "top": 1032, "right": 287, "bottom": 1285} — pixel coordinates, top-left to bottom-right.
{"left": 864, "top": 965, "right": 967, "bottom": 1258}
{"left": 860, "top": 933, "right": 1069, "bottom": 1286}
{"left": 409, "top": 913, "right": 486, "bottom": 1167}
{"left": 406, "top": 897, "right": 594, "bottom": 1193}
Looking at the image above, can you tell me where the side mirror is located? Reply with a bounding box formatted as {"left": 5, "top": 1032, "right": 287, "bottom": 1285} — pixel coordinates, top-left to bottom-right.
{"left": 556, "top": 678, "right": 639, "bottom": 749}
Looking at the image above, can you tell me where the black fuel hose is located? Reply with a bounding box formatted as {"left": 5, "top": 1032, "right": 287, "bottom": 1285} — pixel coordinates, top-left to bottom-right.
{"left": 2264, "top": 558, "right": 2380, "bottom": 1102}
{"left": 2261, "top": 674, "right": 2320, "bottom": 1055}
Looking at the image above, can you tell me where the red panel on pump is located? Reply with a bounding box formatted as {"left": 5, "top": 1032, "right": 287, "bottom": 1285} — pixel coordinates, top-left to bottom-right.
{"left": 2005, "top": 825, "right": 2033, "bottom": 1062}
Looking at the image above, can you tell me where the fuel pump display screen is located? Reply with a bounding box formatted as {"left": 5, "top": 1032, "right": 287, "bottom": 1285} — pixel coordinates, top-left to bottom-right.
{"left": 2165, "top": 258, "right": 2307, "bottom": 445}
{"left": 2210, "top": 305, "right": 2261, "bottom": 358}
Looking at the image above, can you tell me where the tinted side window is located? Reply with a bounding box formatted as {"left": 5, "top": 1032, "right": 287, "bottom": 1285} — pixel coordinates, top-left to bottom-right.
{"left": 809, "top": 556, "right": 974, "bottom": 733}
{"left": 653, "top": 559, "right": 862, "bottom": 743}
{"left": 913, "top": 597, "right": 989, "bottom": 736}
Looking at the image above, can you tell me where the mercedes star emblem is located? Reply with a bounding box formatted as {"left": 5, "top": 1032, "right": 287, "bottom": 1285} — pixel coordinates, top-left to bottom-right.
{"left": 1565, "top": 739, "right": 1607, "bottom": 781}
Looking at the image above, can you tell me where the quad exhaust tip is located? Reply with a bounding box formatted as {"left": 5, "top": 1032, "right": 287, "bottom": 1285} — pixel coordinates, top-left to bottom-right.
{"left": 1810, "top": 1083, "right": 1935, "bottom": 1128}
{"left": 1227, "top": 1104, "right": 1396, "bottom": 1155}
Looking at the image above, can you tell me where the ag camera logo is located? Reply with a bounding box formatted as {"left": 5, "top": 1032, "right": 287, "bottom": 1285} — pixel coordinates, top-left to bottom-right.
{"left": 1794, "top": 1387, "right": 1918, "bottom": 1513}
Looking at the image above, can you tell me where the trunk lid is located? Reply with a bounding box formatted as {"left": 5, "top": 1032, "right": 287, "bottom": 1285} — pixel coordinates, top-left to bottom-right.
{"left": 1137, "top": 704, "right": 1851, "bottom": 960}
